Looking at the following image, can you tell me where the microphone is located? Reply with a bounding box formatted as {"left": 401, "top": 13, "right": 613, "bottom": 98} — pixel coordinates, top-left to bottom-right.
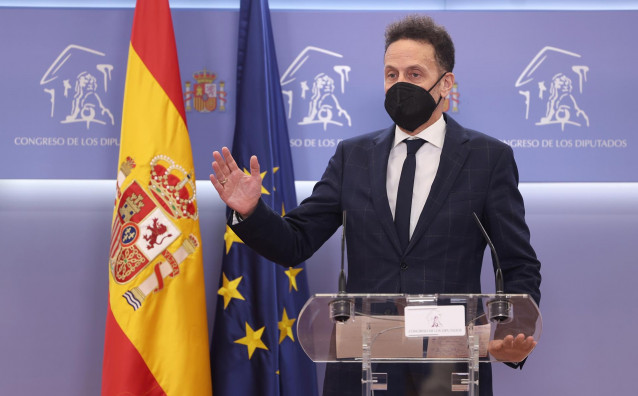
{"left": 472, "top": 212, "right": 512, "bottom": 323}
{"left": 329, "top": 211, "right": 353, "bottom": 323}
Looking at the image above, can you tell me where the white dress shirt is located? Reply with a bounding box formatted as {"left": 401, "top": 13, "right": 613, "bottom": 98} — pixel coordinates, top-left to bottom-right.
{"left": 386, "top": 115, "right": 446, "bottom": 239}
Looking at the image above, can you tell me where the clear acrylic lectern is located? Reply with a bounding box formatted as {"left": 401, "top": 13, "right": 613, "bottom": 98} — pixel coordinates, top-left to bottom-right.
{"left": 297, "top": 293, "right": 541, "bottom": 396}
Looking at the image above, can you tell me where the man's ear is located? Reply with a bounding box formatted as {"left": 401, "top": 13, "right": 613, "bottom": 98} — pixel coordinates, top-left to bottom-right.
{"left": 440, "top": 72, "right": 455, "bottom": 97}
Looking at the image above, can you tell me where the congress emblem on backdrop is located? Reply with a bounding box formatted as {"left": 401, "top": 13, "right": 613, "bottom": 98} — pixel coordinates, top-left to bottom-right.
{"left": 280, "top": 46, "right": 352, "bottom": 130}
{"left": 183, "top": 69, "right": 227, "bottom": 113}
{"left": 40, "top": 44, "right": 115, "bottom": 129}
{"left": 515, "top": 46, "right": 590, "bottom": 131}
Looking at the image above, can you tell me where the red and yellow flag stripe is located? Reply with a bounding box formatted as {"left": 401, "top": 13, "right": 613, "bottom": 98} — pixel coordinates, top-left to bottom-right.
{"left": 102, "top": 1, "right": 212, "bottom": 395}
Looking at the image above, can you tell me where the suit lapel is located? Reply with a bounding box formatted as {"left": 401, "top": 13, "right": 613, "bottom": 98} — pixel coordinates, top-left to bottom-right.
{"left": 369, "top": 126, "right": 403, "bottom": 254}
{"left": 407, "top": 115, "right": 470, "bottom": 253}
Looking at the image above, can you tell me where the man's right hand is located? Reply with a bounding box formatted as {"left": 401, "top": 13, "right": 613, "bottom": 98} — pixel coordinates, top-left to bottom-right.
{"left": 209, "top": 147, "right": 262, "bottom": 218}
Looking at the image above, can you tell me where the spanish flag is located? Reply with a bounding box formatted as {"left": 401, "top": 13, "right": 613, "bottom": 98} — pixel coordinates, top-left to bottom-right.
{"left": 101, "top": 1, "right": 212, "bottom": 395}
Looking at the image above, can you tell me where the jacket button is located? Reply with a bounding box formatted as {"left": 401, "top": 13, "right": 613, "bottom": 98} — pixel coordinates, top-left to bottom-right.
{"left": 400, "top": 262, "right": 408, "bottom": 270}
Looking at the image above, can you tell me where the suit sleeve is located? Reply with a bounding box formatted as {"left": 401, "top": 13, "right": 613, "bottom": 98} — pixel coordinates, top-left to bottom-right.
{"left": 483, "top": 145, "right": 542, "bottom": 370}
{"left": 230, "top": 142, "right": 346, "bottom": 267}
{"left": 483, "top": 145, "right": 541, "bottom": 305}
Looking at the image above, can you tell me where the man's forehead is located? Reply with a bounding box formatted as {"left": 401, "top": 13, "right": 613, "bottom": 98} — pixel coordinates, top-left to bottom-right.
{"left": 384, "top": 43, "right": 437, "bottom": 69}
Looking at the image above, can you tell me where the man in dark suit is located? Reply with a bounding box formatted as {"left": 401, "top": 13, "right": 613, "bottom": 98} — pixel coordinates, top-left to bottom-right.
{"left": 210, "top": 14, "right": 541, "bottom": 396}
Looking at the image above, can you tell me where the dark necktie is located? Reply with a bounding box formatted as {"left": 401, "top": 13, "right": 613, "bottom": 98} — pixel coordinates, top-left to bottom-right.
{"left": 395, "top": 138, "right": 426, "bottom": 250}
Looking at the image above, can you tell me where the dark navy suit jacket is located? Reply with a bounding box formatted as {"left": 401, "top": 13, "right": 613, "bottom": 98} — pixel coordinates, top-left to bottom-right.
{"left": 231, "top": 114, "right": 541, "bottom": 395}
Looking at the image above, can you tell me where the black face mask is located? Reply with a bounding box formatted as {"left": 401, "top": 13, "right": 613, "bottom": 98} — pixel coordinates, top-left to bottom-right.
{"left": 384, "top": 73, "right": 448, "bottom": 132}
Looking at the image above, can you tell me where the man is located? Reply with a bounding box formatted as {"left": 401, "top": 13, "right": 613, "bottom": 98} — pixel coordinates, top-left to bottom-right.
{"left": 210, "top": 14, "right": 541, "bottom": 396}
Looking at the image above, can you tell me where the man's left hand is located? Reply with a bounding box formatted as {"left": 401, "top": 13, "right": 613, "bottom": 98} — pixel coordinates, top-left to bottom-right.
{"left": 488, "top": 333, "right": 536, "bottom": 363}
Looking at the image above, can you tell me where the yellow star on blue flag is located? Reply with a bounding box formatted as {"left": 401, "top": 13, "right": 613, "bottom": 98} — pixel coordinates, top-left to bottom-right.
{"left": 235, "top": 322, "right": 269, "bottom": 359}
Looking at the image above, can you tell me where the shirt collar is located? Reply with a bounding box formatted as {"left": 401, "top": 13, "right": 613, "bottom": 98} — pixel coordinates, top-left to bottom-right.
{"left": 392, "top": 114, "right": 446, "bottom": 149}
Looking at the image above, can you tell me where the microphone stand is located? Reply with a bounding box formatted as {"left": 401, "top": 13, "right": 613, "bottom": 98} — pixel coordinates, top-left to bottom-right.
{"left": 329, "top": 211, "right": 353, "bottom": 323}
{"left": 472, "top": 212, "right": 513, "bottom": 323}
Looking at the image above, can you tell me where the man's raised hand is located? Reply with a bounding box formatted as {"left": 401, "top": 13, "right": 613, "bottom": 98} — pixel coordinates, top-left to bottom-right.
{"left": 209, "top": 147, "right": 262, "bottom": 218}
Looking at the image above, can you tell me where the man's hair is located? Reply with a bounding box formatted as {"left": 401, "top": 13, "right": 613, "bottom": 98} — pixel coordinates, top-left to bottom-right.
{"left": 384, "top": 14, "right": 455, "bottom": 72}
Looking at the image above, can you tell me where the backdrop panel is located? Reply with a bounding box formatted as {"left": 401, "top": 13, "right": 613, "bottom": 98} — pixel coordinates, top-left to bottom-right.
{"left": 0, "top": 9, "right": 635, "bottom": 181}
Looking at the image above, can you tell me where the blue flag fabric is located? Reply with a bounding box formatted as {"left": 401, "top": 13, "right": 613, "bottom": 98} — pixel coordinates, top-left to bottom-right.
{"left": 210, "top": 0, "right": 319, "bottom": 395}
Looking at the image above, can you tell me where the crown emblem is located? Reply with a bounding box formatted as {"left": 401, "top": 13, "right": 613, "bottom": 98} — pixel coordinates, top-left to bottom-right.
{"left": 193, "top": 69, "right": 216, "bottom": 84}
{"left": 120, "top": 156, "right": 136, "bottom": 176}
{"left": 149, "top": 155, "right": 198, "bottom": 220}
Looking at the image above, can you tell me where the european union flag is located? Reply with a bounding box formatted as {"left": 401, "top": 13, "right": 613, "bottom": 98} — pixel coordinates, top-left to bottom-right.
{"left": 210, "top": 0, "right": 319, "bottom": 395}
